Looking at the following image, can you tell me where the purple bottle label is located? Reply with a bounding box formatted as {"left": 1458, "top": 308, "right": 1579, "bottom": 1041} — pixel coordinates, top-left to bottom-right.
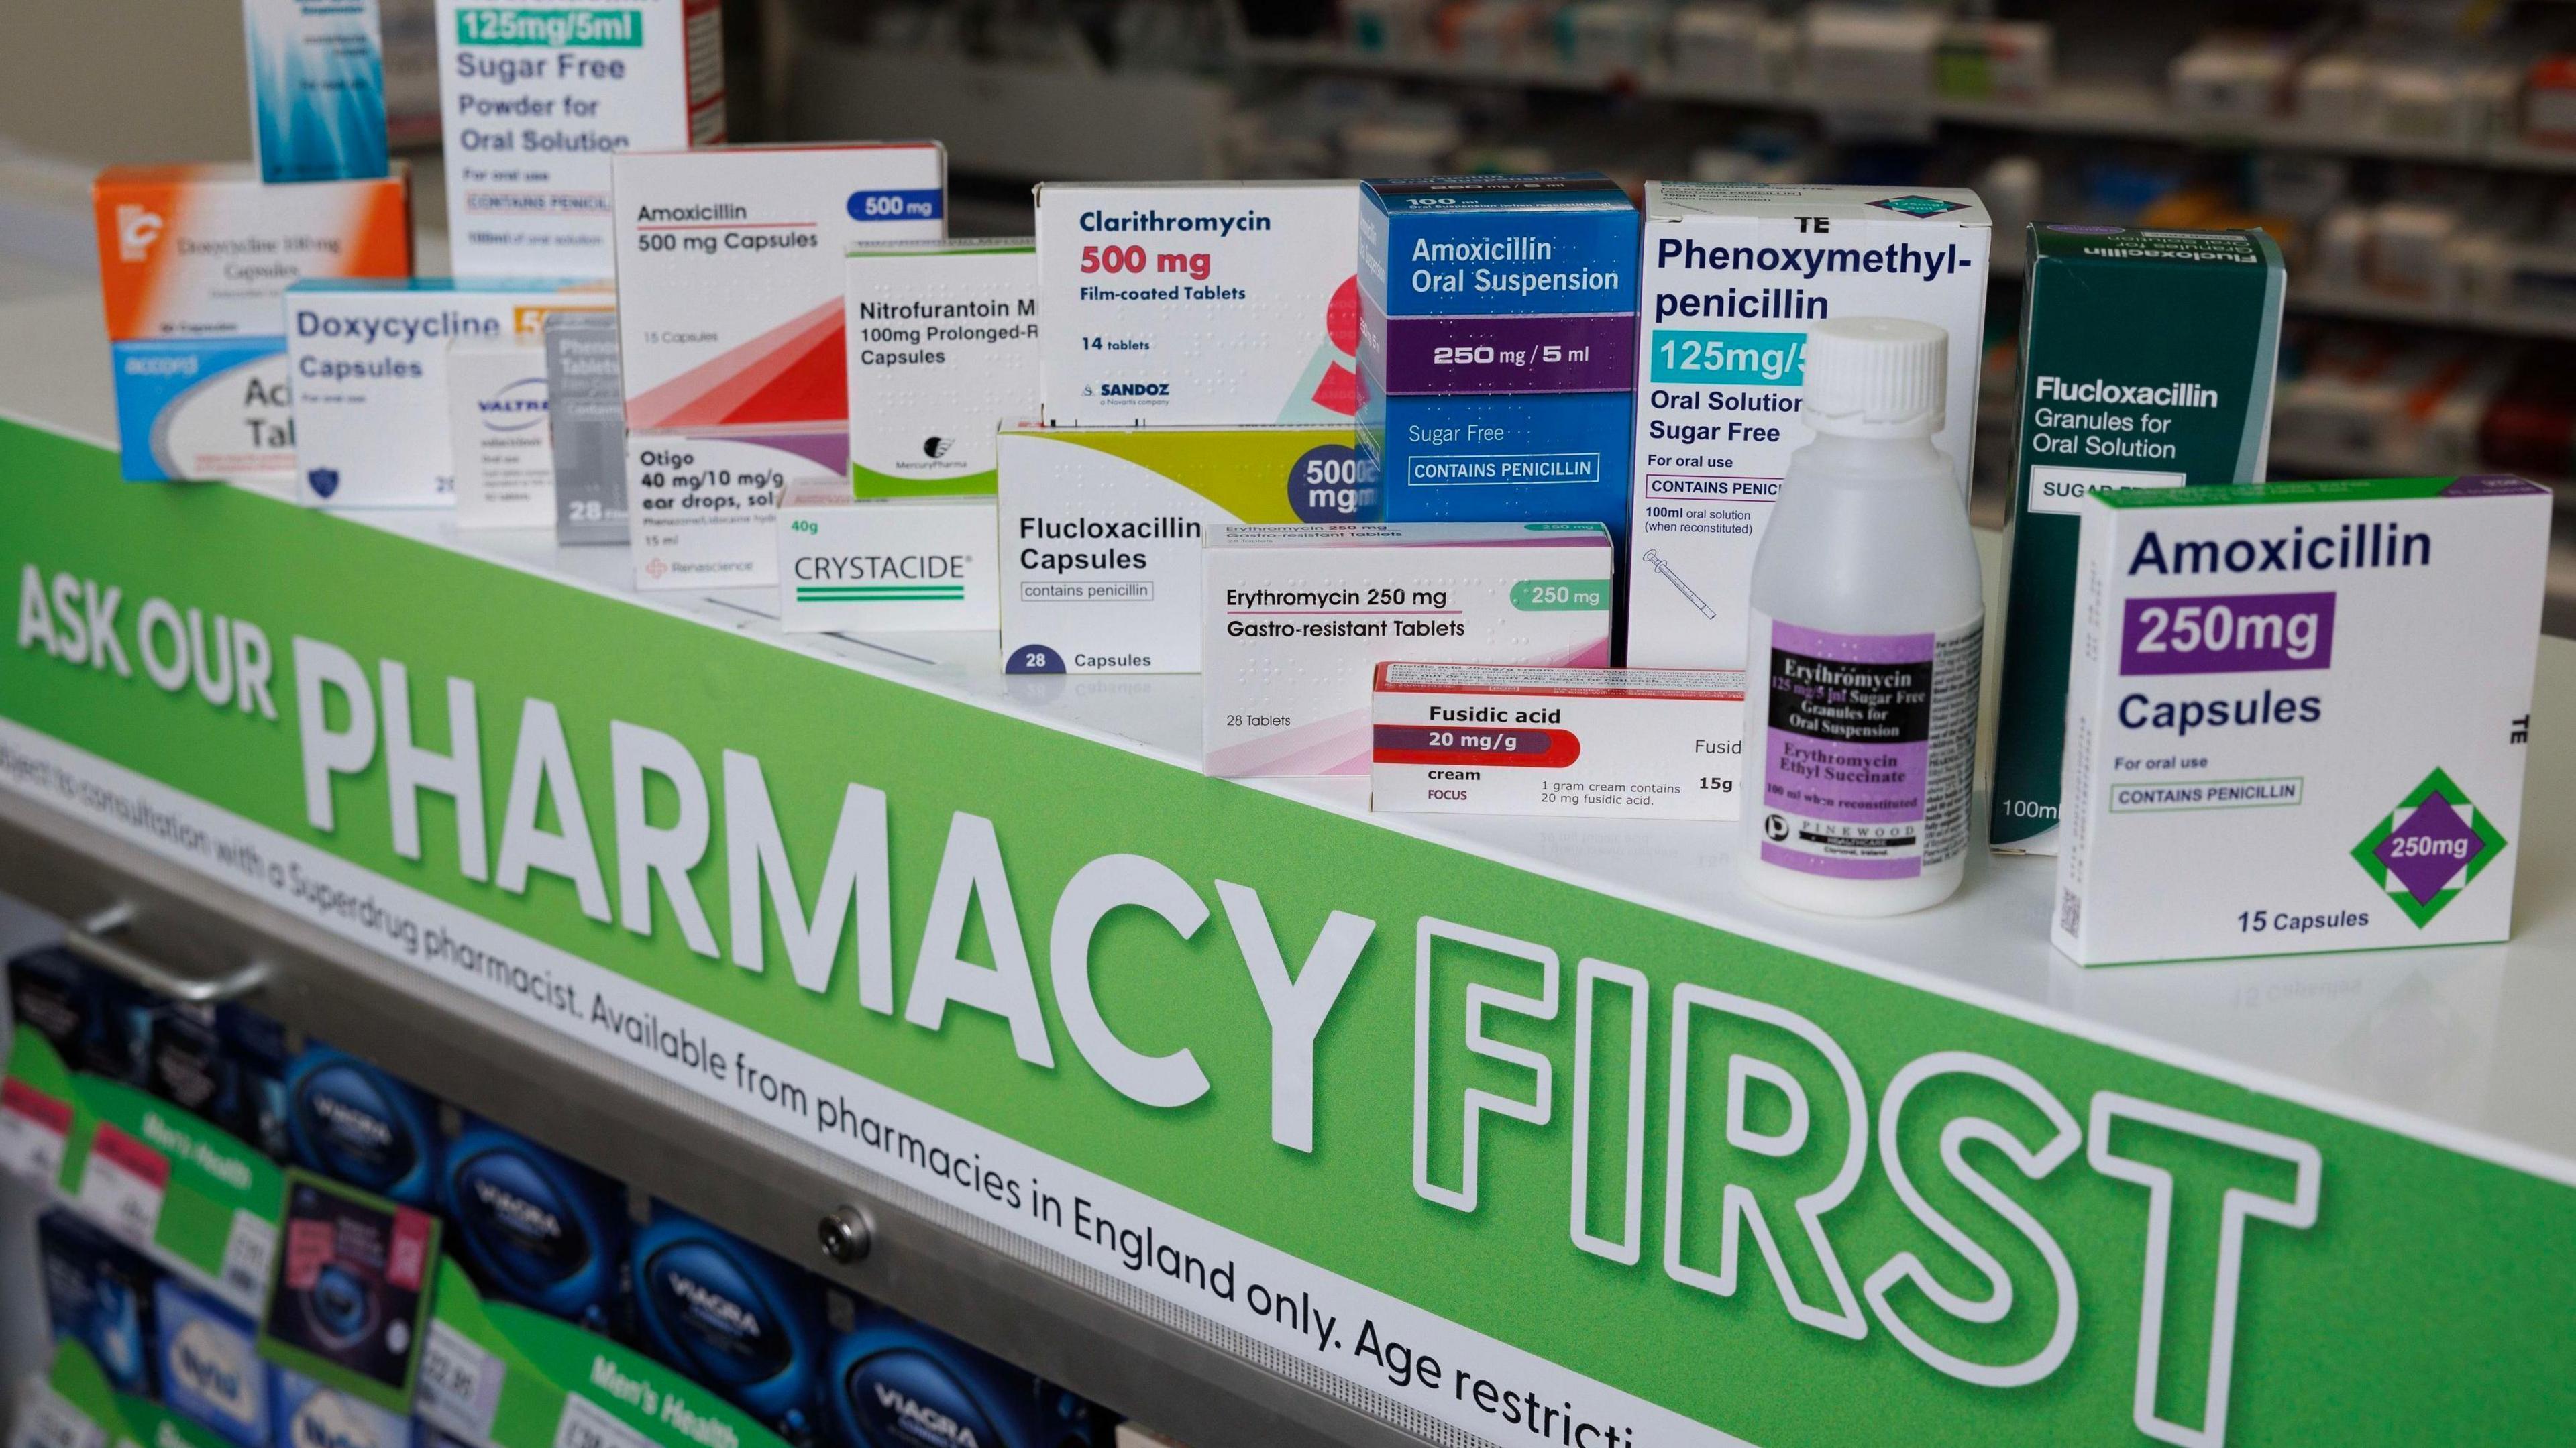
{"left": 1756, "top": 617, "right": 1979, "bottom": 881}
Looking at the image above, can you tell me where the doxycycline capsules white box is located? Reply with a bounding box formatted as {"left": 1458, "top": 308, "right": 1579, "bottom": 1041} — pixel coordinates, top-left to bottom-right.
{"left": 2055, "top": 474, "right": 2548, "bottom": 965}
{"left": 1036, "top": 181, "right": 1362, "bottom": 428}
{"left": 1371, "top": 663, "right": 1748, "bottom": 818}
{"left": 1202, "top": 522, "right": 1613, "bottom": 777}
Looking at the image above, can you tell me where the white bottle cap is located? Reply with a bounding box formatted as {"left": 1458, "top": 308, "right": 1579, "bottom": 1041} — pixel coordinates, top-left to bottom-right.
{"left": 1801, "top": 317, "right": 1946, "bottom": 438}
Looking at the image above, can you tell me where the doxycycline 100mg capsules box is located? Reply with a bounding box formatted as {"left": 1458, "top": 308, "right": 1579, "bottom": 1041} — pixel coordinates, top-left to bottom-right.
{"left": 847, "top": 238, "right": 1038, "bottom": 497}
{"left": 2055, "top": 475, "right": 2546, "bottom": 965}
{"left": 1203, "top": 523, "right": 1614, "bottom": 776}
{"left": 1992, "top": 223, "right": 2284, "bottom": 855}
{"left": 1626, "top": 182, "right": 1990, "bottom": 669}
{"left": 1036, "top": 181, "right": 1360, "bottom": 428}
{"left": 1371, "top": 663, "right": 1747, "bottom": 818}
{"left": 1358, "top": 173, "right": 1639, "bottom": 540}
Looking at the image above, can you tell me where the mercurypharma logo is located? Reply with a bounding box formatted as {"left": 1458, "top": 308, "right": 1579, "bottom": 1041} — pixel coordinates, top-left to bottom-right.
{"left": 2351, "top": 767, "right": 2507, "bottom": 927}
{"left": 1868, "top": 195, "right": 1970, "bottom": 217}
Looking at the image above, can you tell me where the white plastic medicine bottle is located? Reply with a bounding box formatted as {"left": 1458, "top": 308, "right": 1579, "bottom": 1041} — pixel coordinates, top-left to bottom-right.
{"left": 1739, "top": 317, "right": 1982, "bottom": 916}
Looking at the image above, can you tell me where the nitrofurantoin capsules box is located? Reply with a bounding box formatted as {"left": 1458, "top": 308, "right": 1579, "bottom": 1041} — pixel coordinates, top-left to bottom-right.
{"left": 627, "top": 428, "right": 847, "bottom": 590}
{"left": 1358, "top": 173, "right": 1639, "bottom": 541}
{"left": 1627, "top": 182, "right": 1990, "bottom": 669}
{"left": 778, "top": 497, "right": 1000, "bottom": 632}
{"left": 998, "top": 424, "right": 1371, "bottom": 674}
{"left": 1203, "top": 523, "right": 1613, "bottom": 777}
{"left": 2055, "top": 475, "right": 2546, "bottom": 965}
{"left": 437, "top": 0, "right": 727, "bottom": 278}
{"left": 288, "top": 279, "right": 610, "bottom": 507}
{"left": 613, "top": 142, "right": 947, "bottom": 431}
{"left": 1992, "top": 223, "right": 2284, "bottom": 855}
{"left": 245, "top": 0, "right": 388, "bottom": 184}
{"left": 1371, "top": 662, "right": 1747, "bottom": 818}
{"left": 1036, "top": 180, "right": 1361, "bottom": 428}
{"left": 847, "top": 237, "right": 1038, "bottom": 497}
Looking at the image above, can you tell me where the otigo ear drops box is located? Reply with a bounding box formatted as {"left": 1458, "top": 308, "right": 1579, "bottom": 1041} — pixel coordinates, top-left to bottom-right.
{"left": 2055, "top": 476, "right": 2546, "bottom": 964}
{"left": 1991, "top": 223, "right": 2284, "bottom": 854}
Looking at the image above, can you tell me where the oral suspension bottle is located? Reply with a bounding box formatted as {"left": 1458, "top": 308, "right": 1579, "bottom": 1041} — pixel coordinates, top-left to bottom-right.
{"left": 1740, "top": 317, "right": 1982, "bottom": 916}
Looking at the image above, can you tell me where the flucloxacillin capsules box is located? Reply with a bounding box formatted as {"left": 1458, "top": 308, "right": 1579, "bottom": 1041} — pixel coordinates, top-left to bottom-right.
{"left": 1371, "top": 663, "right": 1746, "bottom": 818}
{"left": 2055, "top": 474, "right": 2546, "bottom": 965}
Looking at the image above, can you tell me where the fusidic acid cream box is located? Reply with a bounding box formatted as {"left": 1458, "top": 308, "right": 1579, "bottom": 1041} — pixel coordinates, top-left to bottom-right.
{"left": 1358, "top": 174, "right": 1639, "bottom": 540}
{"left": 1992, "top": 223, "right": 2284, "bottom": 855}
{"left": 613, "top": 142, "right": 947, "bottom": 430}
{"left": 437, "top": 0, "right": 727, "bottom": 278}
{"left": 1371, "top": 662, "right": 1747, "bottom": 818}
{"left": 2055, "top": 475, "right": 2546, "bottom": 965}
{"left": 1627, "top": 182, "right": 1990, "bottom": 669}
{"left": 245, "top": 0, "right": 388, "bottom": 184}
{"left": 93, "top": 166, "right": 413, "bottom": 339}
{"left": 1202, "top": 522, "right": 1613, "bottom": 777}
{"left": 447, "top": 341, "right": 554, "bottom": 528}
{"left": 288, "top": 279, "right": 610, "bottom": 507}
{"left": 847, "top": 237, "right": 1038, "bottom": 497}
{"left": 998, "top": 424, "right": 1370, "bottom": 674}
{"left": 778, "top": 498, "right": 1001, "bottom": 631}
{"left": 1036, "top": 181, "right": 1360, "bottom": 428}
{"left": 627, "top": 428, "right": 847, "bottom": 590}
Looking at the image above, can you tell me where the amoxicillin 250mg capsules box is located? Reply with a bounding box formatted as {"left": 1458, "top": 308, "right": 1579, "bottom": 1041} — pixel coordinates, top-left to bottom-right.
{"left": 1371, "top": 662, "right": 1746, "bottom": 818}
{"left": 998, "top": 424, "right": 1370, "bottom": 674}
{"left": 777, "top": 497, "right": 1000, "bottom": 632}
{"left": 847, "top": 238, "right": 1038, "bottom": 497}
{"left": 2055, "top": 475, "right": 2546, "bottom": 965}
{"left": 1627, "top": 182, "right": 1989, "bottom": 669}
{"left": 245, "top": 0, "right": 388, "bottom": 184}
{"left": 437, "top": 0, "right": 726, "bottom": 278}
{"left": 613, "top": 142, "right": 947, "bottom": 431}
{"left": 1203, "top": 523, "right": 1613, "bottom": 777}
{"left": 1036, "top": 181, "right": 1360, "bottom": 428}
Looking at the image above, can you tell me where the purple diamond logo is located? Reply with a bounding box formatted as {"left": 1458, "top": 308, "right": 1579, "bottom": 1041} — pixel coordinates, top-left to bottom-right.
{"left": 2371, "top": 793, "right": 2485, "bottom": 904}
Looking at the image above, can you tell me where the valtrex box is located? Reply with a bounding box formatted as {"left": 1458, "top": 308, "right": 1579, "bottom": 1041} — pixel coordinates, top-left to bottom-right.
{"left": 110, "top": 338, "right": 297, "bottom": 486}
{"left": 627, "top": 427, "right": 847, "bottom": 590}
{"left": 1036, "top": 181, "right": 1361, "bottom": 428}
{"left": 1203, "top": 523, "right": 1613, "bottom": 777}
{"left": 780, "top": 498, "right": 1000, "bottom": 632}
{"left": 2055, "top": 475, "right": 2548, "bottom": 965}
{"left": 92, "top": 164, "right": 413, "bottom": 340}
{"left": 998, "top": 424, "right": 1371, "bottom": 674}
{"left": 613, "top": 142, "right": 947, "bottom": 431}
{"left": 1371, "top": 662, "right": 1747, "bottom": 818}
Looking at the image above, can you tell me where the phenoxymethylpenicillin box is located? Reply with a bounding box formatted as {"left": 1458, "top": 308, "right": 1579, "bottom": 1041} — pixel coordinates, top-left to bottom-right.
{"left": 546, "top": 310, "right": 627, "bottom": 543}
{"left": 777, "top": 498, "right": 1000, "bottom": 632}
{"left": 998, "top": 424, "right": 1371, "bottom": 675}
{"left": 288, "top": 278, "right": 610, "bottom": 507}
{"left": 847, "top": 237, "right": 1038, "bottom": 497}
{"left": 245, "top": 0, "right": 389, "bottom": 184}
{"left": 1036, "top": 180, "right": 1362, "bottom": 428}
{"left": 627, "top": 428, "right": 847, "bottom": 590}
{"left": 1992, "top": 223, "right": 2284, "bottom": 855}
{"left": 1627, "top": 182, "right": 1990, "bottom": 669}
{"left": 1358, "top": 173, "right": 1640, "bottom": 541}
{"left": 1202, "top": 522, "right": 1613, "bottom": 777}
{"left": 436, "top": 0, "right": 727, "bottom": 278}
{"left": 1371, "top": 662, "right": 1748, "bottom": 818}
{"left": 2055, "top": 475, "right": 2546, "bottom": 965}
{"left": 613, "top": 142, "right": 947, "bottom": 431}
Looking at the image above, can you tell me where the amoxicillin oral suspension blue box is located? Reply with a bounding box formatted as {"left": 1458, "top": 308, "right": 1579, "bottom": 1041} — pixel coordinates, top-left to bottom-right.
{"left": 1358, "top": 174, "right": 1639, "bottom": 542}
{"left": 245, "top": 0, "right": 390, "bottom": 184}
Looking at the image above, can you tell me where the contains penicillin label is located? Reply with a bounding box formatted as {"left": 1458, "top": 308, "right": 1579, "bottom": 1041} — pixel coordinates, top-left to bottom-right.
{"left": 1750, "top": 613, "right": 1979, "bottom": 880}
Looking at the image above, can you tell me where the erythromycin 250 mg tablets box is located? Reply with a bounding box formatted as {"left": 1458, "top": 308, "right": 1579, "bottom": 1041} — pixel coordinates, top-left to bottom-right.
{"left": 1371, "top": 663, "right": 1746, "bottom": 818}
{"left": 1036, "top": 181, "right": 1360, "bottom": 428}
{"left": 1204, "top": 523, "right": 1613, "bottom": 777}
{"left": 2055, "top": 475, "right": 2546, "bottom": 965}
{"left": 777, "top": 498, "right": 1000, "bottom": 632}
{"left": 437, "top": 0, "right": 727, "bottom": 278}
{"left": 998, "top": 424, "right": 1371, "bottom": 674}
{"left": 847, "top": 237, "right": 1038, "bottom": 497}
{"left": 613, "top": 142, "right": 947, "bottom": 431}
{"left": 1627, "top": 182, "right": 1989, "bottom": 669}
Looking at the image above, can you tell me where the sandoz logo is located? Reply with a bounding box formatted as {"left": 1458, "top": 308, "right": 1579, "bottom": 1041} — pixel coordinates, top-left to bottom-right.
{"left": 117, "top": 204, "right": 164, "bottom": 263}
{"left": 1099, "top": 382, "right": 1169, "bottom": 398}
{"left": 665, "top": 1272, "right": 762, "bottom": 1339}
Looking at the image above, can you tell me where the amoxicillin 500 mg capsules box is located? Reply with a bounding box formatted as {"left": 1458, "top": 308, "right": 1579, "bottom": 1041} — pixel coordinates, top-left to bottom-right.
{"left": 1202, "top": 523, "right": 1613, "bottom": 777}
{"left": 847, "top": 238, "right": 1038, "bottom": 497}
{"left": 1371, "top": 663, "right": 1747, "bottom": 818}
{"left": 1036, "top": 181, "right": 1360, "bottom": 428}
{"left": 777, "top": 497, "right": 1000, "bottom": 632}
{"left": 2055, "top": 475, "right": 2547, "bottom": 965}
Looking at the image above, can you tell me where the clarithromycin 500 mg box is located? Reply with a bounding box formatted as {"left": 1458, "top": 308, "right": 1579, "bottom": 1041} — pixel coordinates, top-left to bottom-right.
{"left": 998, "top": 424, "right": 1371, "bottom": 674}
{"left": 2055, "top": 475, "right": 2546, "bottom": 965}
{"left": 613, "top": 142, "right": 947, "bottom": 431}
{"left": 627, "top": 428, "right": 846, "bottom": 590}
{"left": 778, "top": 497, "right": 1000, "bottom": 632}
{"left": 1203, "top": 523, "right": 1613, "bottom": 777}
{"left": 847, "top": 237, "right": 1038, "bottom": 497}
{"left": 1036, "top": 181, "right": 1360, "bottom": 428}
{"left": 1371, "top": 662, "right": 1746, "bottom": 818}
{"left": 1627, "top": 182, "right": 1989, "bottom": 668}
{"left": 437, "top": 0, "right": 727, "bottom": 278}
{"left": 1992, "top": 223, "right": 2284, "bottom": 854}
